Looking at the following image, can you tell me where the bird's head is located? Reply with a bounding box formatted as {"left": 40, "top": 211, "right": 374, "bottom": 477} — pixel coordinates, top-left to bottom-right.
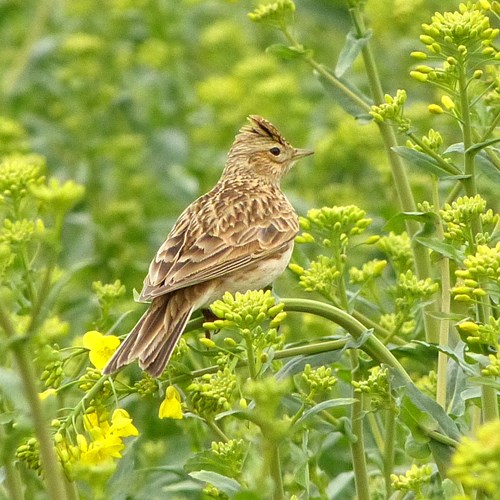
{"left": 224, "top": 115, "right": 313, "bottom": 184}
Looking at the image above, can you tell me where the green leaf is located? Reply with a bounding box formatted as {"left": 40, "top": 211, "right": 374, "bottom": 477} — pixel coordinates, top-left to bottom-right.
{"left": 414, "top": 236, "right": 465, "bottom": 262}
{"left": 476, "top": 151, "right": 500, "bottom": 184}
{"left": 277, "top": 330, "right": 373, "bottom": 379}
{"left": 335, "top": 29, "right": 372, "bottom": 78}
{"left": 428, "top": 439, "right": 453, "bottom": 476}
{"left": 188, "top": 470, "right": 241, "bottom": 495}
{"left": 465, "top": 136, "right": 500, "bottom": 155}
{"left": 266, "top": 43, "right": 313, "bottom": 60}
{"left": 294, "top": 398, "right": 358, "bottom": 428}
{"left": 184, "top": 450, "right": 241, "bottom": 478}
{"left": 392, "top": 146, "right": 460, "bottom": 176}
{"left": 391, "top": 368, "right": 461, "bottom": 441}
{"left": 412, "top": 340, "right": 476, "bottom": 376}
{"left": 443, "top": 142, "right": 464, "bottom": 154}
{"left": 383, "top": 211, "right": 438, "bottom": 234}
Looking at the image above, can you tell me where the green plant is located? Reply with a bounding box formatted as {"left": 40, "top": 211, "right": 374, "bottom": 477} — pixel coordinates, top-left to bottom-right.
{"left": 1, "top": 1, "right": 500, "bottom": 499}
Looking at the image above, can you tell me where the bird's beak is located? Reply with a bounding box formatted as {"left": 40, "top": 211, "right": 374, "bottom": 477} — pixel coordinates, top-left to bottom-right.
{"left": 293, "top": 148, "right": 314, "bottom": 159}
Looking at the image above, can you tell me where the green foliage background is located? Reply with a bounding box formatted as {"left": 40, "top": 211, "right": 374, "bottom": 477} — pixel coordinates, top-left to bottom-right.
{"left": 1, "top": 0, "right": 500, "bottom": 499}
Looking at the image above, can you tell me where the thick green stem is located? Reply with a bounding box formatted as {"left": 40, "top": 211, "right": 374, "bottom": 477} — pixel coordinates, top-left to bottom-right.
{"left": 432, "top": 179, "right": 450, "bottom": 409}
{"left": 349, "top": 350, "right": 370, "bottom": 500}
{"left": 282, "top": 298, "right": 412, "bottom": 383}
{"left": 269, "top": 444, "right": 285, "bottom": 500}
{"left": 457, "top": 59, "right": 498, "bottom": 421}
{"left": 383, "top": 409, "right": 396, "bottom": 499}
{"left": 0, "top": 300, "right": 68, "bottom": 500}
{"left": 0, "top": 425, "right": 24, "bottom": 500}
{"left": 347, "top": 5, "right": 438, "bottom": 343}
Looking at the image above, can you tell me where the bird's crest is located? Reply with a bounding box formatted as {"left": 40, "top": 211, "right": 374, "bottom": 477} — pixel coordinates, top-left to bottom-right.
{"left": 240, "top": 115, "right": 289, "bottom": 147}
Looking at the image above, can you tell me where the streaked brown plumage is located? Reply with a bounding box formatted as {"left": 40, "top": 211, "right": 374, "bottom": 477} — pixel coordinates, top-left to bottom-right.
{"left": 103, "top": 115, "right": 313, "bottom": 377}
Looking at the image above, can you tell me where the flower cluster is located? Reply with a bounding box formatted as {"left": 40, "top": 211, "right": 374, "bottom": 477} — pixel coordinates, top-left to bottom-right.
{"left": 209, "top": 439, "right": 246, "bottom": 477}
{"left": 407, "top": 128, "right": 444, "bottom": 153}
{"left": 411, "top": 2, "right": 499, "bottom": 84}
{"left": 302, "top": 363, "right": 337, "bottom": 395}
{"left": 15, "top": 438, "right": 42, "bottom": 476}
{"left": 449, "top": 419, "right": 500, "bottom": 496}
{"left": 440, "top": 195, "right": 498, "bottom": 248}
{"left": 352, "top": 366, "right": 394, "bottom": 411}
{"left": 30, "top": 178, "right": 85, "bottom": 215}
{"left": 55, "top": 409, "right": 138, "bottom": 477}
{"left": 0, "top": 154, "right": 45, "bottom": 205}
{"left": 457, "top": 316, "right": 500, "bottom": 347}
{"left": 349, "top": 259, "right": 387, "bottom": 284}
{"left": 453, "top": 242, "right": 500, "bottom": 301}
{"left": 248, "top": 0, "right": 295, "bottom": 31}
{"left": 391, "top": 464, "right": 433, "bottom": 498}
{"left": 204, "top": 290, "right": 286, "bottom": 333}
{"left": 298, "top": 205, "right": 372, "bottom": 250}
{"left": 380, "top": 313, "right": 416, "bottom": 338}
{"left": 482, "top": 350, "right": 500, "bottom": 376}
{"left": 370, "top": 89, "right": 411, "bottom": 132}
{"left": 294, "top": 256, "right": 339, "bottom": 301}
{"left": 396, "top": 270, "right": 439, "bottom": 310}
{"left": 377, "top": 232, "right": 414, "bottom": 274}
{"left": 187, "top": 367, "right": 236, "bottom": 420}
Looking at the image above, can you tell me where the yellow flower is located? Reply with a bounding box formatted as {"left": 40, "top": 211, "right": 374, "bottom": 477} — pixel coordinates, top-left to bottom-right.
{"left": 82, "top": 330, "right": 120, "bottom": 370}
{"left": 158, "top": 386, "right": 183, "bottom": 420}
{"left": 109, "top": 409, "right": 139, "bottom": 437}
{"left": 78, "top": 433, "right": 124, "bottom": 465}
{"left": 83, "top": 411, "right": 110, "bottom": 435}
{"left": 39, "top": 388, "right": 57, "bottom": 400}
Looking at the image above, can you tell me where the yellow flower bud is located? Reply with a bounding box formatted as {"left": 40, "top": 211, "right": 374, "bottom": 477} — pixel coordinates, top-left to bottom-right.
{"left": 441, "top": 95, "right": 455, "bottom": 110}
{"left": 458, "top": 321, "right": 479, "bottom": 332}
{"left": 428, "top": 104, "right": 444, "bottom": 114}
{"left": 410, "top": 51, "right": 427, "bottom": 59}
{"left": 199, "top": 337, "right": 216, "bottom": 348}
{"left": 410, "top": 71, "right": 428, "bottom": 82}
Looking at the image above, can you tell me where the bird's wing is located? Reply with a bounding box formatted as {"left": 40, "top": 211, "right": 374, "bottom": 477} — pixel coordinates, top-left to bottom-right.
{"left": 138, "top": 191, "right": 298, "bottom": 301}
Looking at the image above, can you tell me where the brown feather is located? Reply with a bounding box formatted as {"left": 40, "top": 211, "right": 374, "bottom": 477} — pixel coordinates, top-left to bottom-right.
{"left": 103, "top": 115, "right": 312, "bottom": 377}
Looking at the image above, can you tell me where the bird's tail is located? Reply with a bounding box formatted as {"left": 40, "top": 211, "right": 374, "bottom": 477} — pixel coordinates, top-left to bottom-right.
{"left": 103, "top": 292, "right": 194, "bottom": 377}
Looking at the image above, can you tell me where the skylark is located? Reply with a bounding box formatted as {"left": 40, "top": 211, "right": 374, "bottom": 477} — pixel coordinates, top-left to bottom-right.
{"left": 103, "top": 115, "right": 313, "bottom": 377}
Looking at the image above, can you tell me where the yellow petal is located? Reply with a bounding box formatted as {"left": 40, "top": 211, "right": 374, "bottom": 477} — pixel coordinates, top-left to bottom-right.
{"left": 158, "top": 386, "right": 183, "bottom": 420}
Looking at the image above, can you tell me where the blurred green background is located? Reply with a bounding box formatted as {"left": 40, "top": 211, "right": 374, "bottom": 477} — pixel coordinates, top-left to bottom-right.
{"left": 0, "top": 0, "right": 466, "bottom": 331}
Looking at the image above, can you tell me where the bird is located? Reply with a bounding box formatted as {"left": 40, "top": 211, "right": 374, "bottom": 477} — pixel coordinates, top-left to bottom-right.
{"left": 103, "top": 115, "right": 313, "bottom": 377}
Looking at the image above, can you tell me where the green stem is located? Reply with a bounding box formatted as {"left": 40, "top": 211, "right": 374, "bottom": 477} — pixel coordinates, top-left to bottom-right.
{"left": 244, "top": 333, "right": 258, "bottom": 380}
{"left": 282, "top": 30, "right": 371, "bottom": 114}
{"left": 457, "top": 57, "right": 498, "bottom": 422}
{"left": 432, "top": 178, "right": 450, "bottom": 409}
{"left": 0, "top": 426, "right": 24, "bottom": 500}
{"left": 206, "top": 419, "right": 229, "bottom": 442}
{"left": 347, "top": 4, "right": 438, "bottom": 343}
{"left": 268, "top": 443, "right": 284, "bottom": 500}
{"left": 0, "top": 301, "right": 68, "bottom": 500}
{"left": 282, "top": 298, "right": 412, "bottom": 383}
{"left": 349, "top": 350, "right": 370, "bottom": 500}
{"left": 367, "top": 412, "right": 385, "bottom": 454}
{"left": 2, "top": 0, "right": 51, "bottom": 97}
{"left": 383, "top": 409, "right": 396, "bottom": 499}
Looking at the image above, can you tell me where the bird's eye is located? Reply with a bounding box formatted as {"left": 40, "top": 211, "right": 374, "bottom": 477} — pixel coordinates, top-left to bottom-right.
{"left": 269, "top": 147, "right": 281, "bottom": 156}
